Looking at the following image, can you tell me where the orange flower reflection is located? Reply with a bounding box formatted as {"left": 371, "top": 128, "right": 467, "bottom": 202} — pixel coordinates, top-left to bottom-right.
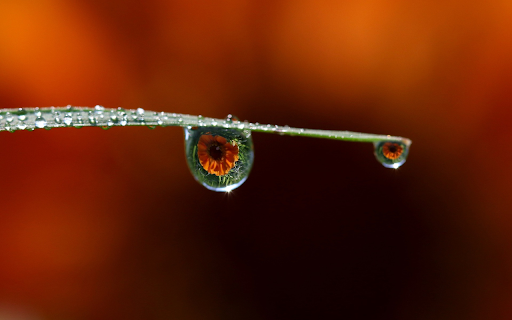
{"left": 382, "top": 142, "right": 403, "bottom": 160}
{"left": 197, "top": 134, "right": 239, "bottom": 176}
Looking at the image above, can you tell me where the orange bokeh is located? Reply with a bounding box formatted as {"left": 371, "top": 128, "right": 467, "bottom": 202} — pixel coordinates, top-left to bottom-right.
{"left": 0, "top": 0, "right": 511, "bottom": 319}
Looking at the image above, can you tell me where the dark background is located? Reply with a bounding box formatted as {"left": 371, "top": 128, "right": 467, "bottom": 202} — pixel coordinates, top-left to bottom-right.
{"left": 0, "top": 1, "right": 511, "bottom": 319}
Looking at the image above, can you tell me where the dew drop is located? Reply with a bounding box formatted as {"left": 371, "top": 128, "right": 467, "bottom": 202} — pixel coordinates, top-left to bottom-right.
{"left": 16, "top": 123, "right": 27, "bottom": 130}
{"left": 373, "top": 140, "right": 410, "bottom": 169}
{"left": 225, "top": 114, "right": 238, "bottom": 123}
{"left": 120, "top": 115, "right": 128, "bottom": 126}
{"left": 184, "top": 126, "right": 254, "bottom": 192}
{"left": 88, "top": 112, "right": 97, "bottom": 125}
{"left": 17, "top": 108, "right": 27, "bottom": 121}
{"left": 35, "top": 116, "right": 47, "bottom": 129}
{"left": 63, "top": 113, "right": 73, "bottom": 126}
{"left": 54, "top": 111, "right": 62, "bottom": 124}
{"left": 5, "top": 113, "right": 13, "bottom": 123}
{"left": 75, "top": 114, "right": 84, "bottom": 129}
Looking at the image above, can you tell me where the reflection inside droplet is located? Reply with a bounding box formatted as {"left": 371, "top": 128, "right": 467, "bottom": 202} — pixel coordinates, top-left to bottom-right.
{"left": 373, "top": 140, "right": 410, "bottom": 169}
{"left": 184, "top": 126, "right": 254, "bottom": 192}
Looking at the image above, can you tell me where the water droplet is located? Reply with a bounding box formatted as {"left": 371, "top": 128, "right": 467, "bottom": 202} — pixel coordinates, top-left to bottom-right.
{"left": 75, "top": 114, "right": 84, "bottom": 128}
{"left": 184, "top": 126, "right": 254, "bottom": 192}
{"left": 225, "top": 114, "right": 239, "bottom": 123}
{"left": 17, "top": 108, "right": 27, "bottom": 121}
{"left": 88, "top": 112, "right": 97, "bottom": 125}
{"left": 373, "top": 140, "right": 410, "bottom": 169}
{"left": 136, "top": 108, "right": 145, "bottom": 122}
{"left": 63, "top": 113, "right": 73, "bottom": 126}
{"left": 120, "top": 115, "right": 128, "bottom": 126}
{"left": 54, "top": 111, "right": 62, "bottom": 124}
{"left": 94, "top": 105, "right": 105, "bottom": 112}
{"left": 35, "top": 116, "right": 47, "bottom": 129}
{"left": 5, "top": 112, "right": 13, "bottom": 123}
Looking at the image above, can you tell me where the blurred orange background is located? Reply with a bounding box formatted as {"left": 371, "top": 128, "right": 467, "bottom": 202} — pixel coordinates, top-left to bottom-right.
{"left": 0, "top": 0, "right": 511, "bottom": 319}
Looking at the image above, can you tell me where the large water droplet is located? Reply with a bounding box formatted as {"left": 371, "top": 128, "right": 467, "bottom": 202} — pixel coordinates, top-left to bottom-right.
{"left": 373, "top": 140, "right": 410, "bottom": 169}
{"left": 184, "top": 126, "right": 254, "bottom": 192}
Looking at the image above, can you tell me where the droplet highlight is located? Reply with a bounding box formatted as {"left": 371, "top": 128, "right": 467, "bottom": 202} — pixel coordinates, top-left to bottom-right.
{"left": 373, "top": 140, "right": 410, "bottom": 169}
{"left": 184, "top": 126, "right": 254, "bottom": 192}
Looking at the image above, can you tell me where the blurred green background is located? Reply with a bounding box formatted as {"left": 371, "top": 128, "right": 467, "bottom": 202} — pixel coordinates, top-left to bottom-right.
{"left": 0, "top": 0, "right": 511, "bottom": 319}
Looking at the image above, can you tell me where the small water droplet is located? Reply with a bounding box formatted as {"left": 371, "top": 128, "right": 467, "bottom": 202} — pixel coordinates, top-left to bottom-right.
{"left": 63, "top": 113, "right": 73, "bottom": 126}
{"left": 54, "top": 111, "right": 62, "bottom": 124}
{"left": 136, "top": 108, "right": 145, "bottom": 122}
{"left": 35, "top": 116, "right": 47, "bottom": 129}
{"left": 120, "top": 115, "right": 128, "bottom": 126}
{"left": 17, "top": 108, "right": 27, "bottom": 121}
{"left": 75, "top": 114, "right": 84, "bottom": 128}
{"left": 107, "top": 119, "right": 114, "bottom": 127}
{"left": 88, "top": 112, "right": 97, "bottom": 125}
{"left": 109, "top": 113, "right": 118, "bottom": 123}
{"left": 5, "top": 112, "right": 13, "bottom": 123}
{"left": 95, "top": 105, "right": 105, "bottom": 112}
{"left": 225, "top": 114, "right": 239, "bottom": 123}
{"left": 34, "top": 108, "right": 41, "bottom": 117}
{"left": 373, "top": 140, "right": 410, "bottom": 169}
{"left": 184, "top": 126, "right": 254, "bottom": 192}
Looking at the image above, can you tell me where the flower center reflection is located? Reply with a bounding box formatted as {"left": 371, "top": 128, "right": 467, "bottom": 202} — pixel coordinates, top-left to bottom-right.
{"left": 197, "top": 134, "right": 239, "bottom": 176}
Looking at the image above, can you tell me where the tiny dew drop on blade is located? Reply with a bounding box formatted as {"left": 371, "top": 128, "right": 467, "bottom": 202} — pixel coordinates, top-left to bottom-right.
{"left": 184, "top": 125, "right": 254, "bottom": 192}
{"left": 0, "top": 106, "right": 411, "bottom": 192}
